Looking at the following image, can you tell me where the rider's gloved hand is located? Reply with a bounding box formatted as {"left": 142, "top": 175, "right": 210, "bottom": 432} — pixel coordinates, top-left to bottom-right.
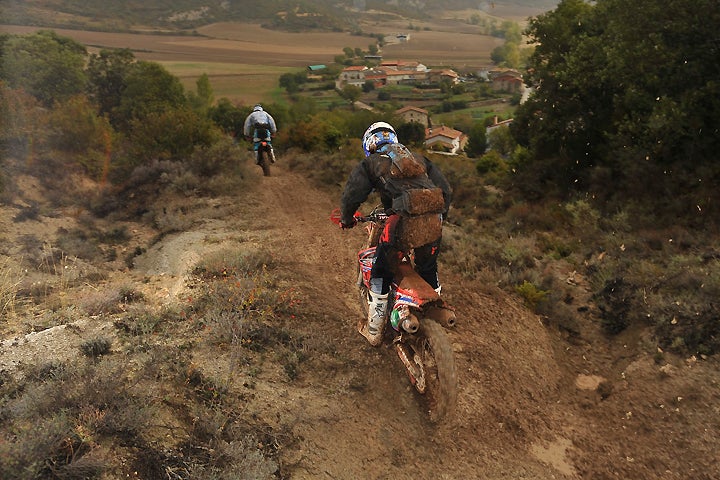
{"left": 340, "top": 217, "right": 357, "bottom": 229}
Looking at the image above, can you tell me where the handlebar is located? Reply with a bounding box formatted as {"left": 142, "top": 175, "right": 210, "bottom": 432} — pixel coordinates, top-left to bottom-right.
{"left": 355, "top": 212, "right": 389, "bottom": 223}
{"left": 329, "top": 207, "right": 389, "bottom": 226}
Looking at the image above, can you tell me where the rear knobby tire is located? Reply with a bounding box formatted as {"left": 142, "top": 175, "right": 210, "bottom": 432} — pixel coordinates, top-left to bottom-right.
{"left": 413, "top": 319, "right": 457, "bottom": 423}
{"left": 258, "top": 149, "right": 271, "bottom": 176}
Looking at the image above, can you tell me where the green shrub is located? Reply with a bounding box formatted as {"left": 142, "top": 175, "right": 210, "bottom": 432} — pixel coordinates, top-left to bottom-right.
{"left": 515, "top": 280, "right": 549, "bottom": 311}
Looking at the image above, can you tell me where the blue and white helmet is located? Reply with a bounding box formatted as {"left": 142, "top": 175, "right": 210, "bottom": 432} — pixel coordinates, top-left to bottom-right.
{"left": 253, "top": 104, "right": 263, "bottom": 112}
{"left": 362, "top": 122, "right": 398, "bottom": 157}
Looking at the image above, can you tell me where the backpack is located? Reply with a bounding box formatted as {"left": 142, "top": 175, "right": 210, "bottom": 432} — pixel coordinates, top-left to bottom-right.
{"left": 379, "top": 144, "right": 445, "bottom": 217}
{"left": 253, "top": 122, "right": 271, "bottom": 140}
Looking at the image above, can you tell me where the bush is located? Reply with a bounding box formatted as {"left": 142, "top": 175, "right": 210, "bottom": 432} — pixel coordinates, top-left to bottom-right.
{"left": 80, "top": 337, "right": 112, "bottom": 358}
{"left": 515, "top": 280, "right": 549, "bottom": 311}
{"left": 188, "top": 136, "right": 245, "bottom": 178}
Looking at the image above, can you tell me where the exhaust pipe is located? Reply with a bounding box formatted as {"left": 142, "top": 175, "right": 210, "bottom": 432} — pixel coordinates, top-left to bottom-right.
{"left": 401, "top": 313, "right": 420, "bottom": 333}
{"left": 425, "top": 305, "right": 456, "bottom": 328}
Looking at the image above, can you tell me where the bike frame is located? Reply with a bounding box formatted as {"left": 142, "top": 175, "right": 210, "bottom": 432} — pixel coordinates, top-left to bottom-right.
{"left": 356, "top": 210, "right": 456, "bottom": 331}
{"left": 332, "top": 207, "right": 458, "bottom": 422}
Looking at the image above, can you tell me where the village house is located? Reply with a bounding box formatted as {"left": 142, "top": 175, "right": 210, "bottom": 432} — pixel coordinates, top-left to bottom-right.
{"left": 383, "top": 68, "right": 426, "bottom": 85}
{"left": 336, "top": 65, "right": 368, "bottom": 89}
{"left": 427, "top": 69, "right": 459, "bottom": 85}
{"left": 336, "top": 59, "right": 460, "bottom": 89}
{"left": 395, "top": 106, "right": 430, "bottom": 128}
{"left": 488, "top": 68, "right": 524, "bottom": 93}
{"left": 364, "top": 69, "right": 387, "bottom": 88}
{"left": 306, "top": 64, "right": 326, "bottom": 81}
{"left": 381, "top": 61, "right": 427, "bottom": 72}
{"left": 425, "top": 125, "right": 467, "bottom": 154}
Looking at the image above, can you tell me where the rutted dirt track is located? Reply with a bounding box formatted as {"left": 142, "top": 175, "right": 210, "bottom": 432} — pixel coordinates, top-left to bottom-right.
{"left": 134, "top": 163, "right": 720, "bottom": 479}
{"left": 188, "top": 165, "right": 574, "bottom": 479}
{"left": 2, "top": 160, "right": 719, "bottom": 479}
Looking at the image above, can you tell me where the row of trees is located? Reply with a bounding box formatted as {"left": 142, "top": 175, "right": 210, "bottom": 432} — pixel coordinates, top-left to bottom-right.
{"left": 1, "top": 30, "right": 231, "bottom": 184}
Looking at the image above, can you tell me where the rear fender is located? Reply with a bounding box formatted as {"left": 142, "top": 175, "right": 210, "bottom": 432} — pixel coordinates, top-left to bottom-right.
{"left": 393, "top": 262, "right": 439, "bottom": 304}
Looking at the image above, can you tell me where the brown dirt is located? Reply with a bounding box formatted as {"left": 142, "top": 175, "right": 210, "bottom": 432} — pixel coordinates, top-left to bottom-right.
{"left": 3, "top": 159, "right": 718, "bottom": 479}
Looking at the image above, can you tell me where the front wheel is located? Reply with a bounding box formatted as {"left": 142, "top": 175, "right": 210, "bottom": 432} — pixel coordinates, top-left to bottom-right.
{"left": 399, "top": 319, "right": 457, "bottom": 423}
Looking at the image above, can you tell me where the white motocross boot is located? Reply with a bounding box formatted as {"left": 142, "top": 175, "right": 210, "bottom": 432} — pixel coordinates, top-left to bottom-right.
{"left": 359, "top": 291, "right": 388, "bottom": 346}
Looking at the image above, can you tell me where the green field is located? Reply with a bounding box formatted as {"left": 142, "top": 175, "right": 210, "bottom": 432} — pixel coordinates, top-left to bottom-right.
{"left": 156, "top": 61, "right": 299, "bottom": 105}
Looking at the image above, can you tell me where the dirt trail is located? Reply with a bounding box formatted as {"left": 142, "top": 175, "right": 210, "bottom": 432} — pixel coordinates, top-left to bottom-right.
{"left": 212, "top": 165, "right": 577, "bottom": 479}
{"left": 4, "top": 160, "right": 718, "bottom": 479}
{"left": 219, "top": 164, "right": 720, "bottom": 480}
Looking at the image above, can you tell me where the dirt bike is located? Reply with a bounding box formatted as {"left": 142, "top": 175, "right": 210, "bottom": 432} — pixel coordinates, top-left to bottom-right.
{"left": 331, "top": 206, "right": 458, "bottom": 423}
{"left": 252, "top": 126, "right": 275, "bottom": 177}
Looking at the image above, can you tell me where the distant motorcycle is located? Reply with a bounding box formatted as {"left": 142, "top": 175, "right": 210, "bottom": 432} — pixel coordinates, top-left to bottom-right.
{"left": 252, "top": 125, "right": 275, "bottom": 177}
{"left": 331, "top": 206, "right": 458, "bottom": 422}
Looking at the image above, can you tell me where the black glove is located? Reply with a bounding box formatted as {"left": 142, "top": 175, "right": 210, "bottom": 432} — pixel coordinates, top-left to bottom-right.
{"left": 340, "top": 217, "right": 357, "bottom": 229}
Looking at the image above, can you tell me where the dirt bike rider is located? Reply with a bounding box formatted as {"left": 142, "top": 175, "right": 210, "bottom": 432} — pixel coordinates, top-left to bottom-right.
{"left": 339, "top": 121, "right": 452, "bottom": 346}
{"left": 243, "top": 104, "right": 277, "bottom": 164}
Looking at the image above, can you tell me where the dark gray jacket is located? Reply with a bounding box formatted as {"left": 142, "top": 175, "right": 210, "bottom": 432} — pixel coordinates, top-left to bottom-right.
{"left": 340, "top": 149, "right": 452, "bottom": 225}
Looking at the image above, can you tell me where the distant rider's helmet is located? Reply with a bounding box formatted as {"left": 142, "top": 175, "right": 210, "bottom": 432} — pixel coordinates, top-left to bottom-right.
{"left": 362, "top": 122, "right": 398, "bottom": 157}
{"left": 253, "top": 104, "right": 263, "bottom": 112}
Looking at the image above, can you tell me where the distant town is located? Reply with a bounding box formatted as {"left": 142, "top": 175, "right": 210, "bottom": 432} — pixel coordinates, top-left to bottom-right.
{"left": 333, "top": 60, "right": 526, "bottom": 154}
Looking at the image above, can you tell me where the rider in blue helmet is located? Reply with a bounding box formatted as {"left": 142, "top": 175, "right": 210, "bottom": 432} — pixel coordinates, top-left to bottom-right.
{"left": 339, "top": 121, "right": 452, "bottom": 346}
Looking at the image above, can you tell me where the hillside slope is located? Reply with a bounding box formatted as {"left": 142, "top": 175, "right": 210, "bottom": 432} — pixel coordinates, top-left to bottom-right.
{"left": 2, "top": 159, "right": 718, "bottom": 479}
{"left": 1, "top": 0, "right": 558, "bottom": 30}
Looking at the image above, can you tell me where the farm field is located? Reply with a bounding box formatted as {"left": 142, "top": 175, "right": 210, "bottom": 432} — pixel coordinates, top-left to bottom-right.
{"left": 1, "top": 17, "right": 508, "bottom": 105}
{"left": 0, "top": 23, "right": 370, "bottom": 104}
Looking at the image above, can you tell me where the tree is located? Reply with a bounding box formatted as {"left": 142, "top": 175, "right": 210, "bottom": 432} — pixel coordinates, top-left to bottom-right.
{"left": 396, "top": 122, "right": 426, "bottom": 148}
{"left": 208, "top": 98, "right": 246, "bottom": 138}
{"left": 501, "top": 21, "right": 522, "bottom": 43}
{"left": 487, "top": 126, "right": 516, "bottom": 157}
{"left": 279, "top": 72, "right": 299, "bottom": 93}
{"left": 0, "top": 83, "right": 45, "bottom": 158}
{"left": 465, "top": 122, "right": 488, "bottom": 158}
{"left": 511, "top": 0, "right": 603, "bottom": 188}
{"left": 513, "top": 0, "right": 720, "bottom": 219}
{"left": 1, "top": 30, "right": 87, "bottom": 106}
{"left": 279, "top": 71, "right": 307, "bottom": 94}
{"left": 188, "top": 73, "right": 214, "bottom": 114}
{"left": 339, "top": 84, "right": 362, "bottom": 109}
{"left": 476, "top": 150, "right": 506, "bottom": 175}
{"left": 491, "top": 43, "right": 521, "bottom": 68}
{"left": 86, "top": 48, "right": 136, "bottom": 125}
{"left": 127, "top": 107, "right": 217, "bottom": 162}
{"left": 46, "top": 95, "right": 113, "bottom": 179}
{"left": 115, "top": 61, "right": 186, "bottom": 128}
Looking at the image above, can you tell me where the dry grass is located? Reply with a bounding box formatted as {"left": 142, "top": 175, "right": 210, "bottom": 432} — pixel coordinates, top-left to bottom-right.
{"left": 0, "top": 257, "right": 24, "bottom": 319}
